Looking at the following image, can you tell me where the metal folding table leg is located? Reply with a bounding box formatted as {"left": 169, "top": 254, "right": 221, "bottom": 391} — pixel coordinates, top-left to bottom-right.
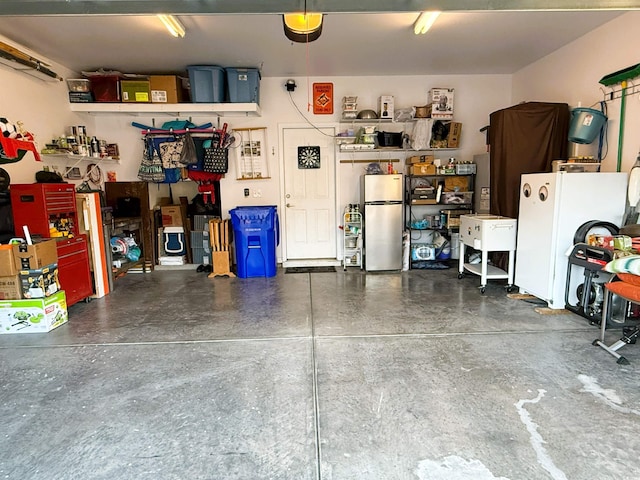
{"left": 593, "top": 287, "right": 638, "bottom": 364}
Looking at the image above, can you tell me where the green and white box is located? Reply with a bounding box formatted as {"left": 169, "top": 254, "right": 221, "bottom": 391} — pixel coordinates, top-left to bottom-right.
{"left": 0, "top": 290, "right": 68, "bottom": 334}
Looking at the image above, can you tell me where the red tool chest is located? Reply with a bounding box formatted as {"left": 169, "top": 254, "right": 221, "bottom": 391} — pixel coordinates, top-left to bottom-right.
{"left": 10, "top": 183, "right": 93, "bottom": 306}
{"left": 55, "top": 235, "right": 93, "bottom": 306}
{"left": 10, "top": 183, "right": 79, "bottom": 238}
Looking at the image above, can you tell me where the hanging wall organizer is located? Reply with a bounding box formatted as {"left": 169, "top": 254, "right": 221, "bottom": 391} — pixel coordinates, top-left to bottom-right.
{"left": 234, "top": 127, "right": 269, "bottom": 179}
{"left": 599, "top": 62, "right": 640, "bottom": 172}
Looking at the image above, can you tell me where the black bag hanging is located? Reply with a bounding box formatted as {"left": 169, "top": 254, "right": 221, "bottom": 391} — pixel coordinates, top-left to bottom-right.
{"left": 203, "top": 146, "right": 229, "bottom": 174}
{"left": 179, "top": 132, "right": 198, "bottom": 166}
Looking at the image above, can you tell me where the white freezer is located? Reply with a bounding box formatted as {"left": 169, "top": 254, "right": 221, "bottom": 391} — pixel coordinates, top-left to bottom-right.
{"left": 514, "top": 172, "right": 627, "bottom": 309}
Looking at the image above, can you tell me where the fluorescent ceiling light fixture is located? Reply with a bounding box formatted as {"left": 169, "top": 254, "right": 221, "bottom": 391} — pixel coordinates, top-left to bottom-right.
{"left": 158, "top": 14, "right": 186, "bottom": 38}
{"left": 283, "top": 13, "right": 323, "bottom": 43}
{"left": 414, "top": 11, "right": 441, "bottom": 35}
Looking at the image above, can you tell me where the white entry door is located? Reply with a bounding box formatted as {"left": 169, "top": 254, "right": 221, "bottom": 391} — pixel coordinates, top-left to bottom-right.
{"left": 282, "top": 127, "right": 336, "bottom": 261}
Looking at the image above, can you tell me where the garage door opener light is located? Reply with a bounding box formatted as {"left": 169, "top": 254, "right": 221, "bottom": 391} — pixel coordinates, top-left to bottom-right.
{"left": 283, "top": 0, "right": 323, "bottom": 45}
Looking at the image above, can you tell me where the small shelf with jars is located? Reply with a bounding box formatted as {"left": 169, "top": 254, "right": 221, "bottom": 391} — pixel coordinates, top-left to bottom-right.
{"left": 343, "top": 205, "right": 363, "bottom": 270}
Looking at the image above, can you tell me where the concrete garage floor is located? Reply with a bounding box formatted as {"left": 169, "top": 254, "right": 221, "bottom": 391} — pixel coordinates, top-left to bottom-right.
{"left": 1, "top": 268, "right": 639, "bottom": 480}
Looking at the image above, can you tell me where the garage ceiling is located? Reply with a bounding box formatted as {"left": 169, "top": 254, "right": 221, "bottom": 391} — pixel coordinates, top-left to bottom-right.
{"left": 0, "top": 1, "right": 631, "bottom": 77}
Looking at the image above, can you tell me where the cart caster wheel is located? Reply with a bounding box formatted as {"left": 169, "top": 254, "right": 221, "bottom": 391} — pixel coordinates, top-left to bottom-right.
{"left": 84, "top": 297, "right": 92, "bottom": 303}
{"left": 617, "top": 356, "right": 630, "bottom": 365}
{"left": 458, "top": 273, "right": 464, "bottom": 279}
{"left": 592, "top": 339, "right": 601, "bottom": 346}
{"left": 480, "top": 287, "right": 486, "bottom": 294}
{"left": 505, "top": 285, "right": 516, "bottom": 293}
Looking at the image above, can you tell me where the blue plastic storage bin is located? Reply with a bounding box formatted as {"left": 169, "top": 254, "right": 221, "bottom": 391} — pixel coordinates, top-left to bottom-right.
{"left": 226, "top": 68, "right": 260, "bottom": 103}
{"left": 187, "top": 65, "right": 226, "bottom": 103}
{"left": 230, "top": 206, "right": 279, "bottom": 278}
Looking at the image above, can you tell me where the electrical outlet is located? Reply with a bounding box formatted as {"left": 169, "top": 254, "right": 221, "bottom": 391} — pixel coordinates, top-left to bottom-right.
{"left": 253, "top": 189, "right": 262, "bottom": 198}
{"left": 244, "top": 188, "right": 250, "bottom": 197}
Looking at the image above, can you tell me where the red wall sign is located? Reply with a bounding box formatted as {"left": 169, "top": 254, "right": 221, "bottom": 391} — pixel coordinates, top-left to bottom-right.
{"left": 313, "top": 83, "right": 333, "bottom": 114}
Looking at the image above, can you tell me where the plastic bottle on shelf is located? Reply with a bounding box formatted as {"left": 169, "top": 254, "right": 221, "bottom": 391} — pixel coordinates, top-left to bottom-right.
{"left": 90, "top": 136, "right": 100, "bottom": 157}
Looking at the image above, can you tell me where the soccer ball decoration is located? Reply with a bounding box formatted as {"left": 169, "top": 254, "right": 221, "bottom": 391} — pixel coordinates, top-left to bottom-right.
{"left": 0, "top": 117, "right": 19, "bottom": 139}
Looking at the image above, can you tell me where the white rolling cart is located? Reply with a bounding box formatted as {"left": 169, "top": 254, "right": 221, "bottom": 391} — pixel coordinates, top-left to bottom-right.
{"left": 458, "top": 214, "right": 517, "bottom": 293}
{"left": 343, "top": 207, "right": 363, "bottom": 270}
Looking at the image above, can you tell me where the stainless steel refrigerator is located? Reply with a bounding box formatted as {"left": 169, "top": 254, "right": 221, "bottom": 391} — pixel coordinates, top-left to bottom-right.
{"left": 360, "top": 174, "right": 403, "bottom": 271}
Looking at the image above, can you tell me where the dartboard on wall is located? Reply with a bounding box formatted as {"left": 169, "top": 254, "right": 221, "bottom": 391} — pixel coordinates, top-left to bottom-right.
{"left": 298, "top": 146, "right": 321, "bottom": 169}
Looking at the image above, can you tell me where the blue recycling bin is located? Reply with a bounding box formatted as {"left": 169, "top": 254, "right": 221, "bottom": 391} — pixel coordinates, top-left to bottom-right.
{"left": 230, "top": 206, "right": 279, "bottom": 278}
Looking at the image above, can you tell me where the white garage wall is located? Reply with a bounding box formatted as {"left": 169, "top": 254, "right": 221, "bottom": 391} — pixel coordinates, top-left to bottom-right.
{"left": 1, "top": 34, "right": 514, "bottom": 261}
{"left": 512, "top": 11, "right": 640, "bottom": 173}
{"left": 89, "top": 75, "right": 511, "bottom": 215}
{"left": 0, "top": 34, "right": 91, "bottom": 185}
{"left": 1, "top": 62, "right": 513, "bottom": 211}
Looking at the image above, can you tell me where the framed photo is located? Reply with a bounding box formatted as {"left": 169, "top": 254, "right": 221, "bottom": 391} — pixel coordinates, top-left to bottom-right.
{"left": 234, "top": 127, "right": 269, "bottom": 179}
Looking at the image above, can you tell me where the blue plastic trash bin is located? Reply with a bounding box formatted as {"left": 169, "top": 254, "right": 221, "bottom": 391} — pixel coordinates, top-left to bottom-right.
{"left": 230, "top": 206, "right": 279, "bottom": 278}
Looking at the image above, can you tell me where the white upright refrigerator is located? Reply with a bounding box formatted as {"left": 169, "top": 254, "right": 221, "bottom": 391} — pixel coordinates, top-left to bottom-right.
{"left": 515, "top": 172, "right": 627, "bottom": 309}
{"left": 360, "top": 174, "right": 404, "bottom": 271}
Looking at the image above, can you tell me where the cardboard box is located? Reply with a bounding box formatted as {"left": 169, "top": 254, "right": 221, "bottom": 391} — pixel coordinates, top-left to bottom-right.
{"left": 379, "top": 95, "right": 394, "bottom": 120}
{"left": 0, "top": 275, "right": 21, "bottom": 300}
{"left": 0, "top": 245, "right": 18, "bottom": 276}
{"left": 161, "top": 205, "right": 183, "bottom": 227}
{"left": 406, "top": 155, "right": 434, "bottom": 165}
{"left": 13, "top": 239, "right": 58, "bottom": 271}
{"left": 0, "top": 290, "right": 68, "bottom": 334}
{"left": 121, "top": 79, "right": 151, "bottom": 103}
{"left": 410, "top": 163, "right": 437, "bottom": 175}
{"left": 444, "top": 176, "right": 469, "bottom": 192}
{"left": 18, "top": 264, "right": 60, "bottom": 299}
{"left": 447, "top": 122, "right": 462, "bottom": 148}
{"left": 149, "top": 75, "right": 186, "bottom": 103}
{"left": 429, "top": 87, "right": 454, "bottom": 119}
{"left": 442, "top": 209, "right": 473, "bottom": 229}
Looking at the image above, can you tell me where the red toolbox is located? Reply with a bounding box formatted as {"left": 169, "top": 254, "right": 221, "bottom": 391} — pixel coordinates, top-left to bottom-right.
{"left": 10, "top": 183, "right": 79, "bottom": 238}
{"left": 11, "top": 184, "right": 93, "bottom": 306}
{"left": 55, "top": 235, "right": 93, "bottom": 306}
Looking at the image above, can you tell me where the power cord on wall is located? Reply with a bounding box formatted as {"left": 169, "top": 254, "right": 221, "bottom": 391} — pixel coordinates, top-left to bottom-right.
{"left": 287, "top": 89, "right": 335, "bottom": 138}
